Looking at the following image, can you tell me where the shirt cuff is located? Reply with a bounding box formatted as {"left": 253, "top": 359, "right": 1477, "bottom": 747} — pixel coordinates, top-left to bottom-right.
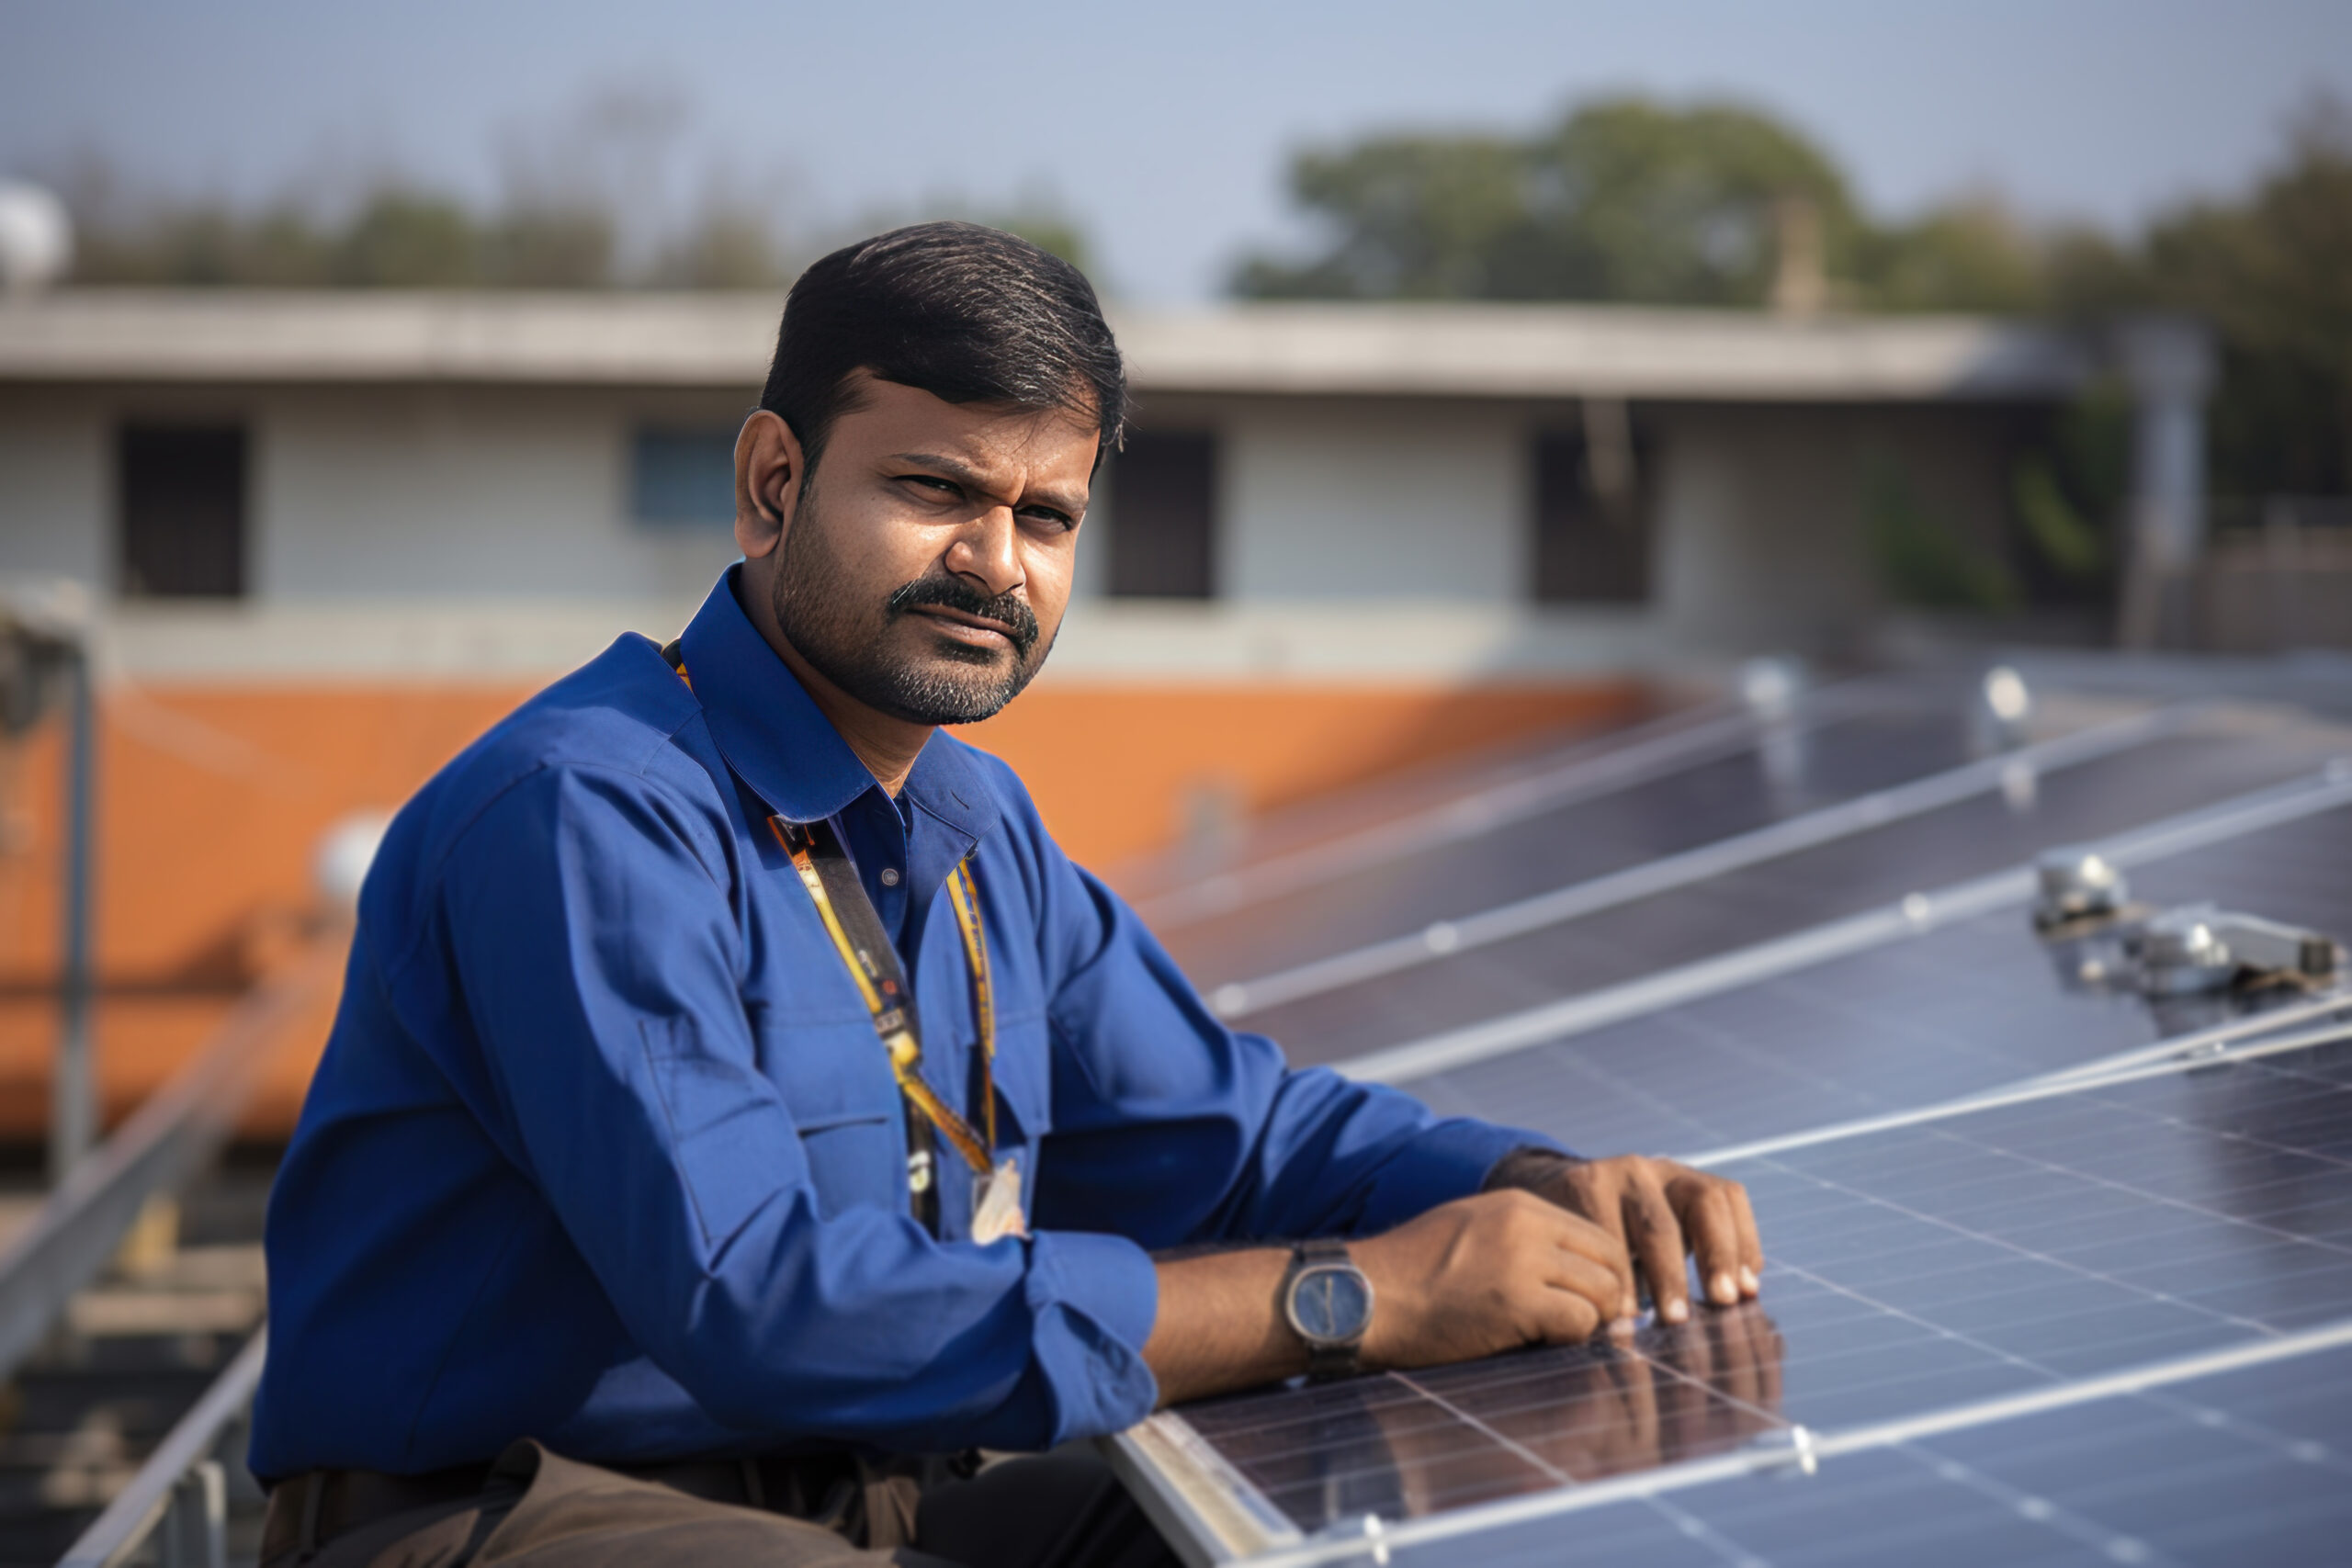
{"left": 1023, "top": 1229, "right": 1162, "bottom": 1443}
{"left": 1353, "top": 1118, "right": 1575, "bottom": 1235}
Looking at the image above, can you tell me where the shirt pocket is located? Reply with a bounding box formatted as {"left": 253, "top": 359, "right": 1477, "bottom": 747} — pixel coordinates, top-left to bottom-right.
{"left": 989, "top": 1007, "right": 1054, "bottom": 1156}
{"left": 639, "top": 1020, "right": 806, "bottom": 1253}
{"left": 753, "top": 1013, "right": 907, "bottom": 1220}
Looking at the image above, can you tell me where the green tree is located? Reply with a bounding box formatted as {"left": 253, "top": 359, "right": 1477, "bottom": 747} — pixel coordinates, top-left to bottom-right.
{"left": 485, "top": 205, "right": 616, "bottom": 288}
{"left": 654, "top": 209, "right": 786, "bottom": 288}
{"left": 331, "top": 191, "right": 481, "bottom": 287}
{"left": 1236, "top": 96, "right": 1859, "bottom": 304}
{"left": 2132, "top": 102, "right": 2352, "bottom": 496}
{"left": 1855, "top": 197, "right": 2047, "bottom": 314}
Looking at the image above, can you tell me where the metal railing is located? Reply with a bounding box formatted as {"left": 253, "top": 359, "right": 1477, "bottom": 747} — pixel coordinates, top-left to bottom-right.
{"left": 0, "top": 940, "right": 338, "bottom": 1382}
{"left": 59, "top": 1331, "right": 268, "bottom": 1568}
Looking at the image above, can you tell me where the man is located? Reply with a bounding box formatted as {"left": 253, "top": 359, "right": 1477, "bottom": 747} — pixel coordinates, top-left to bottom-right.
{"left": 253, "top": 222, "right": 1762, "bottom": 1568}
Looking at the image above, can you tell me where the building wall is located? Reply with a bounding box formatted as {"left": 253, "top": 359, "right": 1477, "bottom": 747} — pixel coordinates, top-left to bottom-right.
{"left": 0, "top": 388, "right": 109, "bottom": 584}
{"left": 1218, "top": 399, "right": 1527, "bottom": 600}
{"left": 0, "top": 375, "right": 2034, "bottom": 1140}
{"left": 258, "top": 386, "right": 747, "bottom": 599}
{"left": 3, "top": 383, "right": 2023, "bottom": 636}
{"left": 1649, "top": 402, "right": 2019, "bottom": 656}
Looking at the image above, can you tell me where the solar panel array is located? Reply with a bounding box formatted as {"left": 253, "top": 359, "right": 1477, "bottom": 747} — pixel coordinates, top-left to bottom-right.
{"left": 1106, "top": 670, "right": 2352, "bottom": 1567}
{"left": 1241, "top": 714, "right": 2345, "bottom": 1067}
{"left": 1408, "top": 795, "right": 2352, "bottom": 1160}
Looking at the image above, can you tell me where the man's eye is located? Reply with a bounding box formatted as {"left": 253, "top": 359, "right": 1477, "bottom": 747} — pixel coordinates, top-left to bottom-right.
{"left": 1020, "top": 508, "right": 1077, "bottom": 532}
{"left": 900, "top": 475, "right": 959, "bottom": 496}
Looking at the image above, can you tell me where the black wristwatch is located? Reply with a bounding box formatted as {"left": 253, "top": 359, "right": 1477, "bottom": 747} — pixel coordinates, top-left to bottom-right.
{"left": 1281, "top": 1238, "right": 1374, "bottom": 1382}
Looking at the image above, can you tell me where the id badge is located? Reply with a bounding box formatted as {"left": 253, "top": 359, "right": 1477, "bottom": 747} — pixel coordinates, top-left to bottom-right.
{"left": 971, "top": 1156, "right": 1026, "bottom": 1244}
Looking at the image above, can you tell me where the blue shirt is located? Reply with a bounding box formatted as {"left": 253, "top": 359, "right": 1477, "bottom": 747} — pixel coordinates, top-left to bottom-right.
{"left": 251, "top": 569, "right": 1562, "bottom": 1479}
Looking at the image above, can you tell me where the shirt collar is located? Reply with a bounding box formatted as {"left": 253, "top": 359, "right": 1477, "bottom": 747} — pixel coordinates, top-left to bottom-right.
{"left": 677, "top": 567, "right": 1000, "bottom": 846}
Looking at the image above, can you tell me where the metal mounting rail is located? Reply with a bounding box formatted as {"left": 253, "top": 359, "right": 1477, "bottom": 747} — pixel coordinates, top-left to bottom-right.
{"left": 0, "top": 939, "right": 339, "bottom": 1383}
{"left": 58, "top": 1330, "right": 267, "bottom": 1568}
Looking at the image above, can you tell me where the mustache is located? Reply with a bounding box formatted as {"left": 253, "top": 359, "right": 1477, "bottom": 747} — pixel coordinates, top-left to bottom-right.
{"left": 886, "top": 574, "right": 1041, "bottom": 657}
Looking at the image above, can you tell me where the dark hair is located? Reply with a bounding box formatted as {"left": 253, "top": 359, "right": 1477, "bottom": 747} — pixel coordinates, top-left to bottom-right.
{"left": 759, "top": 221, "right": 1126, "bottom": 474}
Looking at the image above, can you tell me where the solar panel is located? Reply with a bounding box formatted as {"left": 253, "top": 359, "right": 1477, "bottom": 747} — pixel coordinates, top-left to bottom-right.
{"left": 1402, "top": 795, "right": 2352, "bottom": 1159}
{"left": 1112, "top": 1028, "right": 2352, "bottom": 1563}
{"left": 1242, "top": 712, "right": 2347, "bottom": 1067}
{"left": 1370, "top": 1336, "right": 2352, "bottom": 1567}
{"left": 1157, "top": 680, "right": 2082, "bottom": 989}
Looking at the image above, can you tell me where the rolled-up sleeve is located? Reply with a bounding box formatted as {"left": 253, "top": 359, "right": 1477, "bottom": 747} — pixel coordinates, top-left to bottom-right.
{"left": 434, "top": 765, "right": 1158, "bottom": 1451}
{"left": 1004, "top": 783, "right": 1568, "bottom": 1252}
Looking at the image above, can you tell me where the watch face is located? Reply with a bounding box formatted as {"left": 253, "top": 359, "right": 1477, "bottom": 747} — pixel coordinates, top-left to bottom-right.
{"left": 1290, "top": 1265, "right": 1373, "bottom": 1344}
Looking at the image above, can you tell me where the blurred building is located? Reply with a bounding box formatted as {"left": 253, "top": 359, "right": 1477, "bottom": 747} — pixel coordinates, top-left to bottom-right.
{"left": 0, "top": 289, "right": 2184, "bottom": 1130}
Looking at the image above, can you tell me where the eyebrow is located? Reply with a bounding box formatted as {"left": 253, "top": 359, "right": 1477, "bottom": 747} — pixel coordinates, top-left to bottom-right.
{"left": 887, "top": 452, "right": 1086, "bottom": 515}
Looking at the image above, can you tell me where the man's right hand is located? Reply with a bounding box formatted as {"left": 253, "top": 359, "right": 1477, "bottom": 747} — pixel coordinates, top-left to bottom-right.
{"left": 1353, "top": 1189, "right": 1638, "bottom": 1369}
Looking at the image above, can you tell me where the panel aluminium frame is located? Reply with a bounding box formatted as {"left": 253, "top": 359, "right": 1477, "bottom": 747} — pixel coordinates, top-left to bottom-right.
{"left": 1110, "top": 1019, "right": 2352, "bottom": 1567}
{"left": 1211, "top": 702, "right": 2197, "bottom": 1020}
{"left": 1334, "top": 760, "right": 2352, "bottom": 1086}
{"left": 1135, "top": 676, "right": 1939, "bottom": 932}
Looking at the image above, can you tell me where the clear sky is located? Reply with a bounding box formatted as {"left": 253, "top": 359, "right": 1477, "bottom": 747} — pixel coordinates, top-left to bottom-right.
{"left": 4, "top": 0, "right": 2346, "bottom": 301}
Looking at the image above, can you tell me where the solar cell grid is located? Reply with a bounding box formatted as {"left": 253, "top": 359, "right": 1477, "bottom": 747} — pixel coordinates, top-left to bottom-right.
{"left": 1250, "top": 722, "right": 2341, "bottom": 1066}
{"left": 1162, "top": 700, "right": 1991, "bottom": 987}
{"left": 1407, "top": 797, "right": 2352, "bottom": 1160}
{"left": 1366, "top": 1339, "right": 2352, "bottom": 1568}
{"left": 1146, "top": 1034, "right": 2352, "bottom": 1549}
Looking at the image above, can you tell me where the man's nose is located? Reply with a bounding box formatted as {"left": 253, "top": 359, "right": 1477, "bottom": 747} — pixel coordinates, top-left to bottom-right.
{"left": 945, "top": 506, "right": 1023, "bottom": 598}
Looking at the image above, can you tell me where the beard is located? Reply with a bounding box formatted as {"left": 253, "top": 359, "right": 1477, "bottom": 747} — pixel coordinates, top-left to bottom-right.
{"left": 769, "top": 481, "right": 1054, "bottom": 726}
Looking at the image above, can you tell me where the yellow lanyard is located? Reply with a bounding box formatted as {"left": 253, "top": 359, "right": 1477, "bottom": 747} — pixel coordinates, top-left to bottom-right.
{"left": 766, "top": 816, "right": 1001, "bottom": 1176}
{"left": 666, "top": 644, "right": 1001, "bottom": 1182}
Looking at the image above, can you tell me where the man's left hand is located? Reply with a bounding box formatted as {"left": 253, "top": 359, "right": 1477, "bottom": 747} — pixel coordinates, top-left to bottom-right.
{"left": 1487, "top": 1151, "right": 1763, "bottom": 1325}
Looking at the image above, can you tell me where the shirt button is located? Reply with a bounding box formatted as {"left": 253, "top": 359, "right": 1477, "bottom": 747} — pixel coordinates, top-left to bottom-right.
{"left": 879, "top": 867, "right": 900, "bottom": 886}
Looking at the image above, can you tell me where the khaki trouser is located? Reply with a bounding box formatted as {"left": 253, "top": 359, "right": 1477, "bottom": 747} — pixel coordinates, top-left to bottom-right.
{"left": 261, "top": 1440, "right": 948, "bottom": 1568}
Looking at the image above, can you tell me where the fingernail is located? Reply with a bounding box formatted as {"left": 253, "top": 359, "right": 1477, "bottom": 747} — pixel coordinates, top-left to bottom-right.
{"left": 1663, "top": 1297, "right": 1690, "bottom": 1325}
{"left": 1712, "top": 1272, "right": 1737, "bottom": 1304}
{"left": 1739, "top": 1265, "right": 1760, "bottom": 1294}
{"left": 1608, "top": 1316, "right": 1637, "bottom": 1338}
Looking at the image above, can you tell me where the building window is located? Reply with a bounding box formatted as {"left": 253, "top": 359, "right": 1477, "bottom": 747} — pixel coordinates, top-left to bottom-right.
{"left": 1106, "top": 431, "right": 1217, "bottom": 598}
{"left": 118, "top": 423, "right": 248, "bottom": 599}
{"left": 630, "top": 426, "right": 739, "bottom": 528}
{"left": 1532, "top": 400, "right": 1653, "bottom": 604}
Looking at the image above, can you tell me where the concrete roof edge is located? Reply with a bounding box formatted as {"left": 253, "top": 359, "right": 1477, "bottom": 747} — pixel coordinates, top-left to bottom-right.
{"left": 0, "top": 288, "right": 2097, "bottom": 400}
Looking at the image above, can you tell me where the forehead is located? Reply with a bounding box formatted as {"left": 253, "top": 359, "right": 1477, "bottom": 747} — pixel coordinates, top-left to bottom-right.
{"left": 831, "top": 374, "right": 1100, "bottom": 479}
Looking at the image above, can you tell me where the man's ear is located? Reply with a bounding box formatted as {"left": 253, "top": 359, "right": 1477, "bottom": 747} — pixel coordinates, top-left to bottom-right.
{"left": 735, "top": 410, "right": 805, "bottom": 561}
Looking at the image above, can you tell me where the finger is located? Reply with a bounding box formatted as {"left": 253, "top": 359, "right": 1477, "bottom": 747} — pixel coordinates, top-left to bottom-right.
{"left": 1530, "top": 1280, "right": 1604, "bottom": 1344}
{"left": 1623, "top": 1174, "right": 1693, "bottom": 1325}
{"left": 1543, "top": 1244, "right": 1630, "bottom": 1330}
{"left": 1678, "top": 1179, "right": 1746, "bottom": 1307}
{"left": 1728, "top": 1180, "right": 1765, "bottom": 1293}
{"left": 1548, "top": 1205, "right": 1638, "bottom": 1324}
